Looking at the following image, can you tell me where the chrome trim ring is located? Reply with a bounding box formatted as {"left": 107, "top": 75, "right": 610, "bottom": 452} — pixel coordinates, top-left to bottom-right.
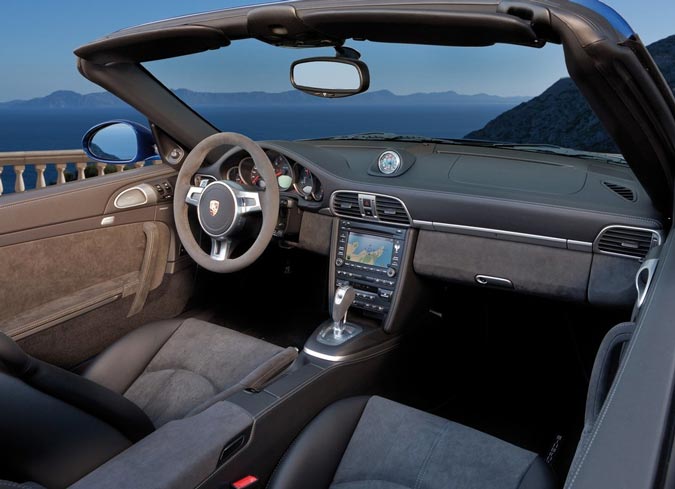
{"left": 377, "top": 150, "right": 402, "bottom": 174}
{"left": 114, "top": 185, "right": 149, "bottom": 209}
{"left": 593, "top": 224, "right": 663, "bottom": 260}
{"left": 329, "top": 190, "right": 412, "bottom": 226}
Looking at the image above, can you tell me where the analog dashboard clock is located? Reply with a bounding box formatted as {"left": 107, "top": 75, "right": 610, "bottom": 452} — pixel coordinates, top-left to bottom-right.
{"left": 378, "top": 150, "right": 401, "bottom": 175}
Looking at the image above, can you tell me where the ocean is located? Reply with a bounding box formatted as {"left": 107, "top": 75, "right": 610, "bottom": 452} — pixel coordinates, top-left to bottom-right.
{"left": 0, "top": 104, "right": 512, "bottom": 193}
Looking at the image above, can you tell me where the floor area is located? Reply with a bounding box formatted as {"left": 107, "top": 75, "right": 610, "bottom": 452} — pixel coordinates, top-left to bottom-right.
{"left": 386, "top": 284, "right": 628, "bottom": 480}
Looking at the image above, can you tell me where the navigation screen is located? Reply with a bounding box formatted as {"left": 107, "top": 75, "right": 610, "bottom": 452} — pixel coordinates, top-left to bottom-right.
{"left": 346, "top": 232, "right": 394, "bottom": 269}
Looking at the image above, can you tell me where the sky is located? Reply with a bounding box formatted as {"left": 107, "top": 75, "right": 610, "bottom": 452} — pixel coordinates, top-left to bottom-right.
{"left": 1, "top": 0, "right": 674, "bottom": 102}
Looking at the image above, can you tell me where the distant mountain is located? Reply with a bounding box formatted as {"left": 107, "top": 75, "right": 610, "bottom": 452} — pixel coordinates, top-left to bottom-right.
{"left": 465, "top": 34, "right": 675, "bottom": 152}
{"left": 0, "top": 88, "right": 529, "bottom": 110}
{"left": 0, "top": 90, "right": 124, "bottom": 109}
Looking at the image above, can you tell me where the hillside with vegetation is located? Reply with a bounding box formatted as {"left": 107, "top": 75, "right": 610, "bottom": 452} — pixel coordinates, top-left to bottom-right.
{"left": 466, "top": 35, "right": 675, "bottom": 152}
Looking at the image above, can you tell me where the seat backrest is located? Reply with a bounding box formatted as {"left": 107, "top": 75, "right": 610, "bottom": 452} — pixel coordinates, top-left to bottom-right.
{"left": 0, "top": 332, "right": 154, "bottom": 488}
{"left": 565, "top": 322, "right": 636, "bottom": 486}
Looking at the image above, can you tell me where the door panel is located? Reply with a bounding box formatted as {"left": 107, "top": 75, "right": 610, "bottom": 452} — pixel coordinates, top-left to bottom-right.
{"left": 0, "top": 165, "right": 175, "bottom": 235}
{"left": 0, "top": 164, "right": 194, "bottom": 366}
{"left": 0, "top": 222, "right": 171, "bottom": 339}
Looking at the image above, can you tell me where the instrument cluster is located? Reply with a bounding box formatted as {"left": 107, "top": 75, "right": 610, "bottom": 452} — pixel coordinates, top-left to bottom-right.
{"left": 225, "top": 151, "right": 323, "bottom": 202}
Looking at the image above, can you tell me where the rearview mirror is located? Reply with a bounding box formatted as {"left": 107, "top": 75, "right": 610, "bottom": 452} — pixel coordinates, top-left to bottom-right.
{"left": 83, "top": 120, "right": 157, "bottom": 164}
{"left": 291, "top": 57, "right": 370, "bottom": 98}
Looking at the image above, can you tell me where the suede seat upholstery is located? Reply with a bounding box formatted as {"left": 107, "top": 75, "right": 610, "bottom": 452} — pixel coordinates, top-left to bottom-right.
{"left": 268, "top": 396, "right": 556, "bottom": 489}
{"left": 83, "top": 317, "right": 295, "bottom": 427}
{"left": 0, "top": 318, "right": 296, "bottom": 487}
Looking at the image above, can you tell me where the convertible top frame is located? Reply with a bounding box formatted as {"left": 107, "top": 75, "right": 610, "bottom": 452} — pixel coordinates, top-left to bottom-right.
{"left": 75, "top": 0, "right": 675, "bottom": 214}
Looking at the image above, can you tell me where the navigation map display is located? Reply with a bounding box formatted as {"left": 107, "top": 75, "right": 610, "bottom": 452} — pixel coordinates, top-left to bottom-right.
{"left": 346, "top": 232, "right": 394, "bottom": 269}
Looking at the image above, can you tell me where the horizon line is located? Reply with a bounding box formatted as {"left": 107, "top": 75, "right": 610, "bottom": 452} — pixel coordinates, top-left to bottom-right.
{"left": 0, "top": 86, "right": 540, "bottom": 104}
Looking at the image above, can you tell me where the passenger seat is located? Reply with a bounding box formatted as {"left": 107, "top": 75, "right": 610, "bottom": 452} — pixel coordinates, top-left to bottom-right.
{"left": 269, "top": 321, "right": 638, "bottom": 489}
{"left": 268, "top": 395, "right": 556, "bottom": 489}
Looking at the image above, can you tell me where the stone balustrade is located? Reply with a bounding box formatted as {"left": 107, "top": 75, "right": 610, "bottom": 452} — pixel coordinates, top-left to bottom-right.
{"left": 0, "top": 150, "right": 158, "bottom": 196}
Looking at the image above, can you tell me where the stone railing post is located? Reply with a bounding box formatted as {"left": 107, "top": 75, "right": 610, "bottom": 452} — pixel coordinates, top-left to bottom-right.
{"left": 0, "top": 166, "right": 3, "bottom": 196}
{"left": 35, "top": 164, "right": 47, "bottom": 189}
{"left": 14, "top": 165, "right": 25, "bottom": 193}
{"left": 96, "top": 162, "right": 107, "bottom": 176}
{"left": 55, "top": 163, "right": 67, "bottom": 184}
{"left": 76, "top": 162, "right": 87, "bottom": 181}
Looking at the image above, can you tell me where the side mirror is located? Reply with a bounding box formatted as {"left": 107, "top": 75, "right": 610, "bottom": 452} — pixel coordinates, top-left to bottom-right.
{"left": 82, "top": 120, "right": 157, "bottom": 164}
{"left": 291, "top": 57, "right": 370, "bottom": 98}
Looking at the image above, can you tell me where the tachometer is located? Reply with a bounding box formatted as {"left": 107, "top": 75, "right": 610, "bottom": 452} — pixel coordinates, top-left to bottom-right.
{"left": 239, "top": 154, "right": 295, "bottom": 190}
{"left": 272, "top": 154, "right": 294, "bottom": 191}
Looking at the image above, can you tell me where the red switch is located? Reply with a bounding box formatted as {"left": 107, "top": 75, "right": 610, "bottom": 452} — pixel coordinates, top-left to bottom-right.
{"left": 232, "top": 475, "right": 258, "bottom": 489}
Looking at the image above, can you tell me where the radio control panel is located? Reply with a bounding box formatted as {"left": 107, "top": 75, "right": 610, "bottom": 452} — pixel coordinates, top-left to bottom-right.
{"left": 334, "top": 219, "right": 407, "bottom": 316}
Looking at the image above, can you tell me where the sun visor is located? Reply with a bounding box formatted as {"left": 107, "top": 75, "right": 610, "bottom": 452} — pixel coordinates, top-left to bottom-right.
{"left": 74, "top": 25, "right": 230, "bottom": 65}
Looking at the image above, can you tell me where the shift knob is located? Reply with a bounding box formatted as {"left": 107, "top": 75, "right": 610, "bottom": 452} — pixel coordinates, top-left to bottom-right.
{"left": 332, "top": 285, "right": 356, "bottom": 325}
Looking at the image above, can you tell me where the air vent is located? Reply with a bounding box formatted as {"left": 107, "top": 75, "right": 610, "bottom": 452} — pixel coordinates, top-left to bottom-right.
{"left": 603, "top": 181, "right": 636, "bottom": 202}
{"left": 330, "top": 191, "right": 412, "bottom": 226}
{"left": 595, "top": 226, "right": 661, "bottom": 259}
{"left": 375, "top": 195, "right": 411, "bottom": 225}
{"left": 331, "top": 191, "right": 361, "bottom": 218}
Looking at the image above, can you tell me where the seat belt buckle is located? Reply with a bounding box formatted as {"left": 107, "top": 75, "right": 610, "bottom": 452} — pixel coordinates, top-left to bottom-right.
{"left": 231, "top": 475, "right": 258, "bottom": 489}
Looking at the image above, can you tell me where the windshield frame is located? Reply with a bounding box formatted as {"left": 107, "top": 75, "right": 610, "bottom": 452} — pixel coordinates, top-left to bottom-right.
{"left": 75, "top": 0, "right": 675, "bottom": 213}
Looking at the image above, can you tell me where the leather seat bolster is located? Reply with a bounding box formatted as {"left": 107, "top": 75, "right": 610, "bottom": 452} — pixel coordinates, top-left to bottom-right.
{"left": 518, "top": 456, "right": 557, "bottom": 489}
{"left": 31, "top": 358, "right": 155, "bottom": 441}
{"left": 82, "top": 319, "right": 183, "bottom": 394}
{"left": 268, "top": 396, "right": 370, "bottom": 489}
{"left": 0, "top": 331, "right": 153, "bottom": 443}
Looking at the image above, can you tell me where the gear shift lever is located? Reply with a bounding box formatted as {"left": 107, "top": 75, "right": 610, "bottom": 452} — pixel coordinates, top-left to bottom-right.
{"left": 317, "top": 286, "right": 362, "bottom": 346}
{"left": 332, "top": 285, "right": 356, "bottom": 335}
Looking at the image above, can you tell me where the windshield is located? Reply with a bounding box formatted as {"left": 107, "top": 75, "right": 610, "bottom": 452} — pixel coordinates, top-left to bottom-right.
{"left": 144, "top": 38, "right": 628, "bottom": 158}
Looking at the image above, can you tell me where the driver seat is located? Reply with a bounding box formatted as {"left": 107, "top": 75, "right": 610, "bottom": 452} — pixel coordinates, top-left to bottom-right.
{"left": 0, "top": 318, "right": 296, "bottom": 487}
{"left": 81, "top": 317, "right": 296, "bottom": 427}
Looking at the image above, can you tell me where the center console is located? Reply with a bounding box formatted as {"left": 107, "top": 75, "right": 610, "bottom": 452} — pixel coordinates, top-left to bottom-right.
{"left": 334, "top": 219, "right": 407, "bottom": 318}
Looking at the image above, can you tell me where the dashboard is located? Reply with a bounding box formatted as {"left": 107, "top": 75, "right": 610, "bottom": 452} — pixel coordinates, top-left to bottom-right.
{"left": 194, "top": 137, "right": 667, "bottom": 307}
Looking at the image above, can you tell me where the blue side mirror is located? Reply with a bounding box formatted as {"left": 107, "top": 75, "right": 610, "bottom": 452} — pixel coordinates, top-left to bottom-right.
{"left": 82, "top": 120, "right": 157, "bottom": 164}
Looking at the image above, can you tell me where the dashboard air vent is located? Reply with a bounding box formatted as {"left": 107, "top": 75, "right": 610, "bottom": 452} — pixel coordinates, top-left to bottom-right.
{"left": 375, "top": 195, "right": 411, "bottom": 225}
{"left": 331, "top": 191, "right": 361, "bottom": 218}
{"left": 596, "top": 226, "right": 661, "bottom": 259}
{"left": 603, "top": 181, "right": 636, "bottom": 202}
{"left": 331, "top": 191, "right": 412, "bottom": 226}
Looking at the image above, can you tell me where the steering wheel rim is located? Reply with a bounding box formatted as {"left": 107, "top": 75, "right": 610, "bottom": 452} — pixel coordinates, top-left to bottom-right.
{"left": 173, "top": 132, "right": 280, "bottom": 273}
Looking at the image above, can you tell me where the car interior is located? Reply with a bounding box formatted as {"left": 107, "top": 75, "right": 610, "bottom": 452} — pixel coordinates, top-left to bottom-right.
{"left": 2, "top": 1, "right": 675, "bottom": 489}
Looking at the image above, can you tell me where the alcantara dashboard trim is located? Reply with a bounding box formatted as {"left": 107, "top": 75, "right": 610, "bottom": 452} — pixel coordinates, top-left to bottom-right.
{"left": 412, "top": 219, "right": 592, "bottom": 251}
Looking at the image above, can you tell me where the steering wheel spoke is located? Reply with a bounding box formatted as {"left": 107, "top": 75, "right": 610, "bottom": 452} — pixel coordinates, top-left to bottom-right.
{"left": 185, "top": 185, "right": 204, "bottom": 206}
{"left": 210, "top": 238, "right": 234, "bottom": 261}
{"left": 234, "top": 187, "right": 262, "bottom": 215}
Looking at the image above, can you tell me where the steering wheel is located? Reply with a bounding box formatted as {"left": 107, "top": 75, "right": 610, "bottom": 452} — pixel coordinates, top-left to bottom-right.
{"left": 173, "top": 132, "right": 280, "bottom": 273}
